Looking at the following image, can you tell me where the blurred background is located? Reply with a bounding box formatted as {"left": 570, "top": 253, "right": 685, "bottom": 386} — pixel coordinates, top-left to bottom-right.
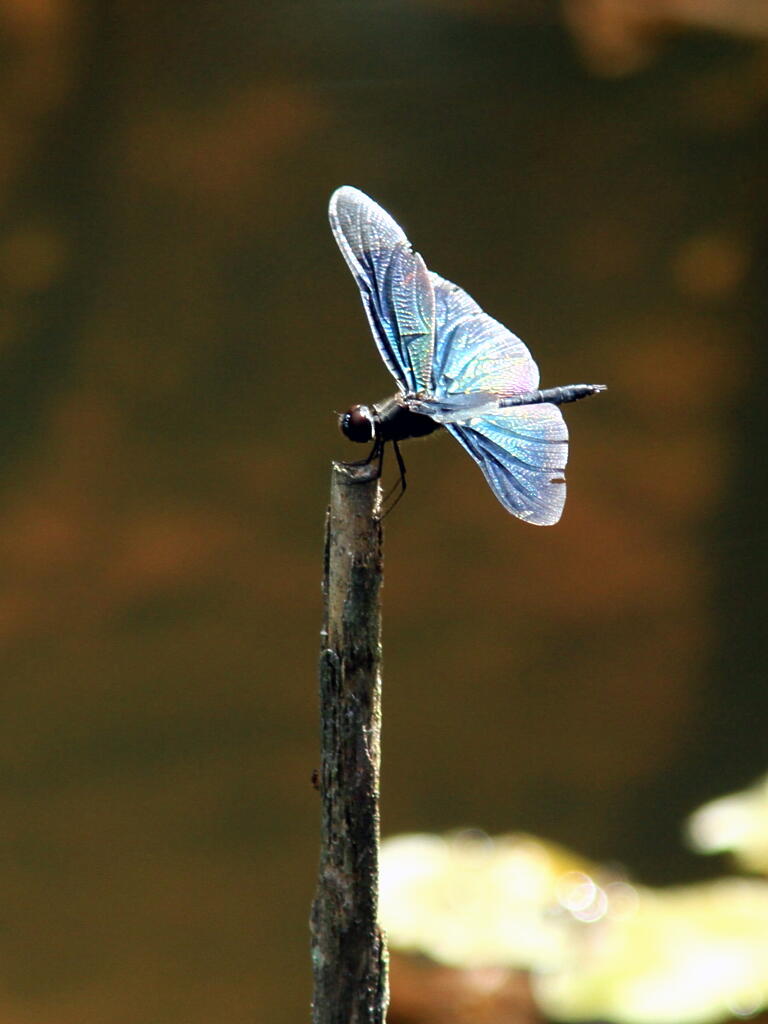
{"left": 1, "top": 0, "right": 767, "bottom": 1021}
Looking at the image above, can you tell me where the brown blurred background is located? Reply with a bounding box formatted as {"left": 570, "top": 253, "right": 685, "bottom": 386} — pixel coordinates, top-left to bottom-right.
{"left": 0, "top": 1, "right": 767, "bottom": 1021}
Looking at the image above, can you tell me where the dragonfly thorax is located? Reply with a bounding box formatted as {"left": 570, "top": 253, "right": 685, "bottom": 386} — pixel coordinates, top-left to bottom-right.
{"left": 341, "top": 395, "right": 442, "bottom": 445}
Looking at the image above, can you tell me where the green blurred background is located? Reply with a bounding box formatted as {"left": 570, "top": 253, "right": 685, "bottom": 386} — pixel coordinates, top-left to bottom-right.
{"left": 0, "top": 1, "right": 766, "bottom": 1021}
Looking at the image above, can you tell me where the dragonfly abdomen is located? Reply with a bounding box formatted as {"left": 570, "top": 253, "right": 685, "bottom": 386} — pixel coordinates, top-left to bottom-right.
{"left": 499, "top": 383, "right": 606, "bottom": 408}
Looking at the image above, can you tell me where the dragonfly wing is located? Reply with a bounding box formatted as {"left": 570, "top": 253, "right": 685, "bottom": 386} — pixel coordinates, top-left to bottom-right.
{"left": 447, "top": 404, "right": 568, "bottom": 524}
{"left": 329, "top": 186, "right": 435, "bottom": 394}
{"left": 430, "top": 271, "right": 539, "bottom": 398}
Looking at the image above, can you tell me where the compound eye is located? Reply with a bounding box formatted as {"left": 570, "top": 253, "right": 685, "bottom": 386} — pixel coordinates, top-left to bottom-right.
{"left": 340, "top": 405, "right": 374, "bottom": 443}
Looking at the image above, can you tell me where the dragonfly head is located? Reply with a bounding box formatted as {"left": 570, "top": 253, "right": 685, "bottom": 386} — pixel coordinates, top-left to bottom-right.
{"left": 340, "top": 404, "right": 376, "bottom": 443}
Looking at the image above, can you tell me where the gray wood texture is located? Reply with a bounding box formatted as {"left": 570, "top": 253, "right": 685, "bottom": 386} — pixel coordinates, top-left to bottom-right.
{"left": 310, "top": 461, "right": 389, "bottom": 1024}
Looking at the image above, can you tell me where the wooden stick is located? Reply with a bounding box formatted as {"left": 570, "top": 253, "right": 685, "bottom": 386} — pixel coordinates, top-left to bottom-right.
{"left": 310, "top": 460, "right": 388, "bottom": 1024}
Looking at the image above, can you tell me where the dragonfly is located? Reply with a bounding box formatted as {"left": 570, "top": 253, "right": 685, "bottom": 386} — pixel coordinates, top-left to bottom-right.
{"left": 329, "top": 186, "right": 605, "bottom": 525}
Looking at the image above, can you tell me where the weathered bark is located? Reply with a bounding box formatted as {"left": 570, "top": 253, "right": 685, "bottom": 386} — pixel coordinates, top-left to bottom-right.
{"left": 310, "top": 460, "right": 388, "bottom": 1024}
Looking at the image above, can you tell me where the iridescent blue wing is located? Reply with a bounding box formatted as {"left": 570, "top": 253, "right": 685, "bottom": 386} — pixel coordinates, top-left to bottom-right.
{"left": 430, "top": 272, "right": 539, "bottom": 398}
{"left": 447, "top": 404, "right": 568, "bottom": 525}
{"left": 329, "top": 187, "right": 435, "bottom": 394}
{"left": 427, "top": 272, "right": 565, "bottom": 522}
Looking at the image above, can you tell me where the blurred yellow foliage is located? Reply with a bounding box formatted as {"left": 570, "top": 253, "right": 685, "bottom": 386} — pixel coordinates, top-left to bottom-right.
{"left": 688, "top": 774, "right": 768, "bottom": 875}
{"left": 382, "top": 829, "right": 768, "bottom": 1024}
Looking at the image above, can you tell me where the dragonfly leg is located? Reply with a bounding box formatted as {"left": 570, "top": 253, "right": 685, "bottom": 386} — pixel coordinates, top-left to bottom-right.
{"left": 381, "top": 439, "right": 407, "bottom": 517}
{"left": 364, "top": 437, "right": 384, "bottom": 471}
{"left": 347, "top": 437, "right": 384, "bottom": 477}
